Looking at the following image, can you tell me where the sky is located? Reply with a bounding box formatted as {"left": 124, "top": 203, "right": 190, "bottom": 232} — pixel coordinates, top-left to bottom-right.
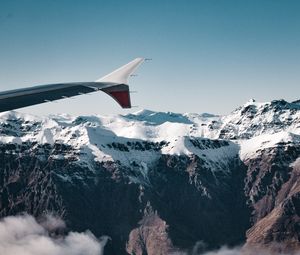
{"left": 0, "top": 0, "right": 300, "bottom": 116}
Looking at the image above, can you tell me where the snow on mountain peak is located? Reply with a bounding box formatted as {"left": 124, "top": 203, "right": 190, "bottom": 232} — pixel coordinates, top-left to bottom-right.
{"left": 0, "top": 99, "right": 300, "bottom": 168}
{"left": 126, "top": 109, "right": 193, "bottom": 125}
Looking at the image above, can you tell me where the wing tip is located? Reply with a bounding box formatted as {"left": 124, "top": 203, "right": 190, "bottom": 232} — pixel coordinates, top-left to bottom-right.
{"left": 96, "top": 57, "right": 145, "bottom": 84}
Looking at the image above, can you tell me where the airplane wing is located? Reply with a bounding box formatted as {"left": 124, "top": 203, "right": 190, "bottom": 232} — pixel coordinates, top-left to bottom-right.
{"left": 0, "top": 58, "right": 144, "bottom": 113}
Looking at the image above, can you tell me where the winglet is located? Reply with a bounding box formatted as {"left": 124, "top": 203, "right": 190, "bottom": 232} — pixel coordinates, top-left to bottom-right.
{"left": 96, "top": 58, "right": 145, "bottom": 84}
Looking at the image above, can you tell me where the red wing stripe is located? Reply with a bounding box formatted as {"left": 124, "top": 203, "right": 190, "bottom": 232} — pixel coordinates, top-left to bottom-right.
{"left": 107, "top": 91, "right": 131, "bottom": 108}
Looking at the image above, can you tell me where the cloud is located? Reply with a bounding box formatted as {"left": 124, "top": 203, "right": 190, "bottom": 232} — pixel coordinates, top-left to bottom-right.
{"left": 0, "top": 214, "right": 108, "bottom": 255}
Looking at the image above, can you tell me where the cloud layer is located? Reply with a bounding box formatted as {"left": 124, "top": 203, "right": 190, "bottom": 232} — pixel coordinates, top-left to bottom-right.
{"left": 0, "top": 214, "right": 107, "bottom": 255}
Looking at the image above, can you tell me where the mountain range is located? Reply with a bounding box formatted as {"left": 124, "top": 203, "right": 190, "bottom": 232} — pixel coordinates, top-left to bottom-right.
{"left": 0, "top": 99, "right": 300, "bottom": 254}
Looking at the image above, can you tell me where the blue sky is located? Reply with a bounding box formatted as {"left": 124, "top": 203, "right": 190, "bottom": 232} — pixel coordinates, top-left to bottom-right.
{"left": 0, "top": 0, "right": 300, "bottom": 116}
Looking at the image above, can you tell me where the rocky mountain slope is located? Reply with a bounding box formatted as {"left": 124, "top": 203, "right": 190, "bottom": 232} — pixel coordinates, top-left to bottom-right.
{"left": 0, "top": 99, "right": 300, "bottom": 254}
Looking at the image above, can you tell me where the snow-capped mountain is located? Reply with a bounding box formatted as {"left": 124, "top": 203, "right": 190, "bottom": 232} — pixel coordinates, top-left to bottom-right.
{"left": 0, "top": 99, "right": 300, "bottom": 254}
{"left": 2, "top": 99, "right": 300, "bottom": 165}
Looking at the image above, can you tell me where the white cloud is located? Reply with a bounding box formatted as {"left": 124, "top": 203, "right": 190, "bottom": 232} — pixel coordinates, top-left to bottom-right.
{"left": 0, "top": 214, "right": 108, "bottom": 255}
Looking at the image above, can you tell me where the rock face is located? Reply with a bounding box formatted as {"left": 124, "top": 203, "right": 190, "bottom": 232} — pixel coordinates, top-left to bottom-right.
{"left": 0, "top": 99, "right": 300, "bottom": 254}
{"left": 244, "top": 146, "right": 300, "bottom": 252}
